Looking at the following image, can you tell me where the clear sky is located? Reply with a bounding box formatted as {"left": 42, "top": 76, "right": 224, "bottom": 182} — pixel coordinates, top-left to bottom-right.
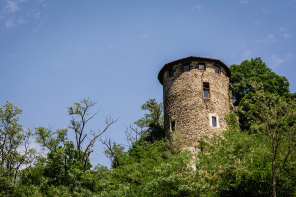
{"left": 1, "top": 0, "right": 296, "bottom": 167}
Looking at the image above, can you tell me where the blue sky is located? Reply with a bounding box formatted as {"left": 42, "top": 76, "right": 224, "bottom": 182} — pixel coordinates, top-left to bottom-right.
{"left": 1, "top": 0, "right": 296, "bottom": 167}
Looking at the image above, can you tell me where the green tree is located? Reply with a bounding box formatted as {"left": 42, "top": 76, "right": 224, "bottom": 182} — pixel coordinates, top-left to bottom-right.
{"left": 239, "top": 84, "right": 296, "bottom": 197}
{"left": 103, "top": 99, "right": 164, "bottom": 169}
{"left": 35, "top": 99, "right": 116, "bottom": 171}
{"left": 229, "top": 57, "right": 293, "bottom": 131}
{"left": 98, "top": 99, "right": 215, "bottom": 196}
{"left": 0, "top": 101, "right": 35, "bottom": 194}
{"left": 126, "top": 99, "right": 165, "bottom": 145}
{"left": 196, "top": 86, "right": 296, "bottom": 196}
{"left": 196, "top": 113, "right": 274, "bottom": 196}
{"left": 97, "top": 139, "right": 210, "bottom": 197}
{"left": 134, "top": 98, "right": 164, "bottom": 128}
{"left": 20, "top": 99, "right": 116, "bottom": 195}
{"left": 229, "top": 57, "right": 290, "bottom": 106}
{"left": 27, "top": 128, "right": 93, "bottom": 193}
{"left": 67, "top": 99, "right": 117, "bottom": 170}
{"left": 100, "top": 138, "right": 125, "bottom": 168}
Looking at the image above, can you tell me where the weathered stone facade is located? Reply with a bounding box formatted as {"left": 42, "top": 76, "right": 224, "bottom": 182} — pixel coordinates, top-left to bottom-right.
{"left": 158, "top": 56, "right": 233, "bottom": 143}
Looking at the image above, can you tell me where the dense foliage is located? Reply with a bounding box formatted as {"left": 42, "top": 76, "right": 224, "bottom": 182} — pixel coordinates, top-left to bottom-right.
{"left": 229, "top": 57, "right": 291, "bottom": 106}
{"left": 0, "top": 58, "right": 295, "bottom": 196}
{"left": 229, "top": 57, "right": 295, "bottom": 132}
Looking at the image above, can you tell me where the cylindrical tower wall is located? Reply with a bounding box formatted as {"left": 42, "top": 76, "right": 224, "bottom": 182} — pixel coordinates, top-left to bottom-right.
{"left": 159, "top": 57, "right": 232, "bottom": 142}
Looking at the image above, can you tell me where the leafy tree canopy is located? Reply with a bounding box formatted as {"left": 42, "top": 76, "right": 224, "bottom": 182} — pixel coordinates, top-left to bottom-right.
{"left": 230, "top": 57, "right": 290, "bottom": 106}
{"left": 134, "top": 99, "right": 164, "bottom": 128}
{"left": 0, "top": 101, "right": 35, "bottom": 195}
{"left": 2, "top": 57, "right": 296, "bottom": 196}
{"left": 126, "top": 99, "right": 165, "bottom": 146}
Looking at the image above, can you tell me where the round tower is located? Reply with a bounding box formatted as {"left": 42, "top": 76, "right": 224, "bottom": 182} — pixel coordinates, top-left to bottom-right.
{"left": 158, "top": 56, "right": 232, "bottom": 142}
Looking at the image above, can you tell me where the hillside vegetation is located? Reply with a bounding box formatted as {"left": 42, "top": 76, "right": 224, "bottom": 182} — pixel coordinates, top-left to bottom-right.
{"left": 1, "top": 58, "right": 295, "bottom": 196}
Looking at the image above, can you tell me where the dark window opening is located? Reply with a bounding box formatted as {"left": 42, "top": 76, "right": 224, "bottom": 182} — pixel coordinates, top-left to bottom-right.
{"left": 203, "top": 82, "right": 210, "bottom": 98}
{"left": 183, "top": 64, "right": 190, "bottom": 72}
{"left": 212, "top": 117, "right": 217, "bottom": 127}
{"left": 169, "top": 69, "right": 174, "bottom": 77}
{"left": 171, "top": 120, "right": 176, "bottom": 131}
{"left": 199, "top": 64, "right": 205, "bottom": 70}
{"left": 203, "top": 82, "right": 209, "bottom": 89}
{"left": 215, "top": 67, "right": 220, "bottom": 74}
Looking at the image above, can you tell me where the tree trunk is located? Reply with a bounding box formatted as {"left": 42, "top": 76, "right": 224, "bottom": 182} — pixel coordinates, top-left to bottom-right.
{"left": 272, "top": 164, "right": 276, "bottom": 197}
{"left": 272, "top": 149, "right": 276, "bottom": 197}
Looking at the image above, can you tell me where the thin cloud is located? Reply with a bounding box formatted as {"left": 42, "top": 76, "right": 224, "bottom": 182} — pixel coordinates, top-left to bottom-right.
{"left": 278, "top": 24, "right": 292, "bottom": 39}
{"left": 8, "top": 53, "right": 15, "bottom": 57}
{"left": 242, "top": 50, "right": 252, "bottom": 59}
{"left": 240, "top": 0, "right": 248, "bottom": 4}
{"left": 1, "top": 0, "right": 46, "bottom": 29}
{"left": 35, "top": 11, "right": 40, "bottom": 18}
{"left": 53, "top": 62, "right": 63, "bottom": 67}
{"left": 285, "top": 52, "right": 294, "bottom": 59}
{"left": 278, "top": 27, "right": 288, "bottom": 31}
{"left": 278, "top": 23, "right": 292, "bottom": 32}
{"left": 258, "top": 34, "right": 276, "bottom": 44}
{"left": 269, "top": 54, "right": 284, "bottom": 68}
{"left": 254, "top": 20, "right": 261, "bottom": 26}
{"left": 268, "top": 53, "right": 294, "bottom": 68}
{"left": 5, "top": 0, "right": 21, "bottom": 13}
{"left": 191, "top": 5, "right": 202, "bottom": 12}
{"left": 18, "top": 17, "right": 25, "bottom": 24}
{"left": 141, "top": 33, "right": 149, "bottom": 38}
{"left": 4, "top": 17, "right": 26, "bottom": 28}
{"left": 5, "top": 20, "right": 15, "bottom": 28}
{"left": 283, "top": 33, "right": 291, "bottom": 38}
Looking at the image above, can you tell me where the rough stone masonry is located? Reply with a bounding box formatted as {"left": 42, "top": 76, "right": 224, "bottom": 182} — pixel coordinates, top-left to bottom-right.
{"left": 158, "top": 56, "right": 233, "bottom": 146}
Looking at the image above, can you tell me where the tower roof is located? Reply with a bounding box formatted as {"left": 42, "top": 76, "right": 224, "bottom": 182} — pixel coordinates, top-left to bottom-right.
{"left": 158, "top": 56, "right": 231, "bottom": 85}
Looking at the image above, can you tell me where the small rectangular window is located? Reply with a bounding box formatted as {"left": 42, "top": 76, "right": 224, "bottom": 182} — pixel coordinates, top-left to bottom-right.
{"left": 199, "top": 64, "right": 205, "bottom": 70}
{"left": 203, "top": 82, "right": 210, "bottom": 98}
{"left": 169, "top": 69, "right": 174, "bottom": 77}
{"left": 204, "top": 90, "right": 209, "bottom": 98}
{"left": 212, "top": 117, "right": 216, "bottom": 127}
{"left": 183, "top": 64, "right": 190, "bottom": 72}
{"left": 203, "top": 82, "right": 209, "bottom": 89}
{"left": 171, "top": 120, "right": 175, "bottom": 131}
{"left": 215, "top": 67, "right": 220, "bottom": 74}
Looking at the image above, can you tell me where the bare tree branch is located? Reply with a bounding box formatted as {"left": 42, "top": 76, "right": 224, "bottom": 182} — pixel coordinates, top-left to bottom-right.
{"left": 125, "top": 124, "right": 141, "bottom": 146}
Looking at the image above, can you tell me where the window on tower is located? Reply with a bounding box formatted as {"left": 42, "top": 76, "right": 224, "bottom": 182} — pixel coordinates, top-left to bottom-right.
{"left": 203, "top": 82, "right": 210, "bottom": 98}
{"left": 212, "top": 117, "right": 217, "bottom": 127}
{"left": 215, "top": 67, "right": 220, "bottom": 74}
{"left": 183, "top": 64, "right": 190, "bottom": 72}
{"left": 209, "top": 114, "right": 219, "bottom": 128}
{"left": 168, "top": 69, "right": 174, "bottom": 77}
{"left": 171, "top": 120, "right": 176, "bottom": 131}
{"left": 199, "top": 63, "right": 206, "bottom": 70}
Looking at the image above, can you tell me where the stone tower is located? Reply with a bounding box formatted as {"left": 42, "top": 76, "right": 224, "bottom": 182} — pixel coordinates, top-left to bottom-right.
{"left": 158, "top": 56, "right": 232, "bottom": 143}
